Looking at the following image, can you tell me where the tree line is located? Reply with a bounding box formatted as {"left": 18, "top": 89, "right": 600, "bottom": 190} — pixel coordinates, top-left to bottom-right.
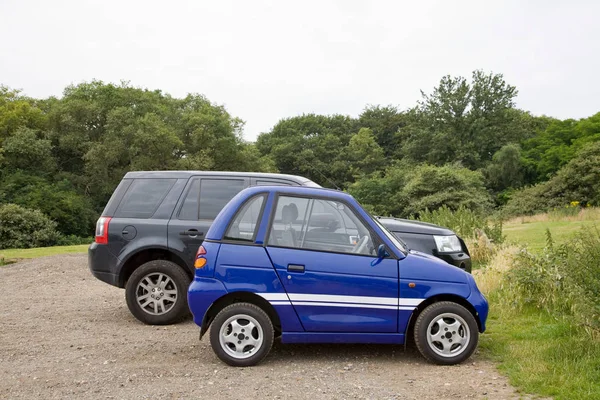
{"left": 1, "top": 71, "right": 599, "bottom": 242}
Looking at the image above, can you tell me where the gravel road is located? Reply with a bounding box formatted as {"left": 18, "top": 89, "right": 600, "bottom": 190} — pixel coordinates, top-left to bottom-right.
{"left": 1, "top": 254, "right": 523, "bottom": 399}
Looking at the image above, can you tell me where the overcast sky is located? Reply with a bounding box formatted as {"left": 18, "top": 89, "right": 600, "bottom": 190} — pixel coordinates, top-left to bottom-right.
{"left": 1, "top": 0, "right": 599, "bottom": 141}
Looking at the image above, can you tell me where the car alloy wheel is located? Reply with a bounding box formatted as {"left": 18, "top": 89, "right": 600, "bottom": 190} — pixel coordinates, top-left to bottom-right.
{"left": 135, "top": 272, "right": 178, "bottom": 315}
{"left": 425, "top": 312, "right": 471, "bottom": 357}
{"left": 218, "top": 314, "right": 264, "bottom": 359}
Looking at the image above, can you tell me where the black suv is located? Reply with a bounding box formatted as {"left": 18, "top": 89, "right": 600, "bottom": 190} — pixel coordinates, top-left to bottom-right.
{"left": 89, "top": 171, "right": 471, "bottom": 325}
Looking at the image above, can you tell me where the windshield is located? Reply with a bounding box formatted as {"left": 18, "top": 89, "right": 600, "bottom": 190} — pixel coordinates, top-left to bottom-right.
{"left": 371, "top": 215, "right": 408, "bottom": 254}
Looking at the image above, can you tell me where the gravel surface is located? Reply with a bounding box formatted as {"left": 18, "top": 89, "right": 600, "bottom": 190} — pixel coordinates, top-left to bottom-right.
{"left": 1, "top": 254, "right": 524, "bottom": 399}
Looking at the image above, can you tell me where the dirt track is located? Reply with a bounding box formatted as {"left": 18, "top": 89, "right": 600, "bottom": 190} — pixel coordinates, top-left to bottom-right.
{"left": 1, "top": 254, "right": 524, "bottom": 399}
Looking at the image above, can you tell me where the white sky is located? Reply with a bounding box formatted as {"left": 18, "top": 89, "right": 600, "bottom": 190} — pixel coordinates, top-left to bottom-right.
{"left": 1, "top": 0, "right": 599, "bottom": 141}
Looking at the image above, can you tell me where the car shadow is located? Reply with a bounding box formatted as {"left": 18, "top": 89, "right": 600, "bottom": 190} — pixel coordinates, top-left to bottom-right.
{"left": 266, "top": 339, "right": 425, "bottom": 364}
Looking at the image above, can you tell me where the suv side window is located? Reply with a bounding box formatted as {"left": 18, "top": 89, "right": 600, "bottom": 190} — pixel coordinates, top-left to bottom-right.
{"left": 224, "top": 195, "right": 265, "bottom": 242}
{"left": 268, "top": 195, "right": 374, "bottom": 255}
{"left": 178, "top": 178, "right": 200, "bottom": 220}
{"left": 199, "top": 179, "right": 245, "bottom": 220}
{"left": 115, "top": 178, "right": 176, "bottom": 218}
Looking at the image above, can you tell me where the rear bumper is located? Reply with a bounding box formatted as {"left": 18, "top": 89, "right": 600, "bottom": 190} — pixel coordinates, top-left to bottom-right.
{"left": 88, "top": 242, "right": 121, "bottom": 287}
{"left": 188, "top": 277, "right": 228, "bottom": 328}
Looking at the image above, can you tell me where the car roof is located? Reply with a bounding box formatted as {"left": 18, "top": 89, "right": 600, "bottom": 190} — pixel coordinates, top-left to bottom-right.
{"left": 123, "top": 170, "right": 314, "bottom": 183}
{"left": 234, "top": 185, "right": 349, "bottom": 200}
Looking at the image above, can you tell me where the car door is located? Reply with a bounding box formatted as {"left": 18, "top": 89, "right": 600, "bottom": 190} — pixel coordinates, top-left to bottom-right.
{"left": 167, "top": 176, "right": 248, "bottom": 269}
{"left": 265, "top": 194, "right": 399, "bottom": 333}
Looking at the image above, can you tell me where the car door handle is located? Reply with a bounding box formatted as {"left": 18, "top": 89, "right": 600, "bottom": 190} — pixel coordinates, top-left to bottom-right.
{"left": 180, "top": 229, "right": 204, "bottom": 237}
{"left": 287, "top": 264, "right": 305, "bottom": 273}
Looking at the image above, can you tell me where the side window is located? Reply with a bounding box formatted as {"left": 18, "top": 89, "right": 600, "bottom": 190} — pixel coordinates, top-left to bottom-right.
{"left": 199, "top": 179, "right": 245, "bottom": 220}
{"left": 267, "top": 196, "right": 375, "bottom": 256}
{"left": 178, "top": 178, "right": 200, "bottom": 220}
{"left": 115, "top": 178, "right": 176, "bottom": 218}
{"left": 224, "top": 195, "right": 265, "bottom": 242}
{"left": 256, "top": 180, "right": 292, "bottom": 186}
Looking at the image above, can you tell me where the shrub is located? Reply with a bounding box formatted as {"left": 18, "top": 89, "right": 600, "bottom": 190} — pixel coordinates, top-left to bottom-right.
{"left": 349, "top": 163, "right": 493, "bottom": 217}
{"left": 0, "top": 204, "right": 61, "bottom": 249}
{"left": 55, "top": 235, "right": 93, "bottom": 246}
{"left": 506, "top": 228, "right": 600, "bottom": 336}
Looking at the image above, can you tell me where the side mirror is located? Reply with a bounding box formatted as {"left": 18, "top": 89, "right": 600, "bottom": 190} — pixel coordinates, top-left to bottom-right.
{"left": 377, "top": 244, "right": 389, "bottom": 259}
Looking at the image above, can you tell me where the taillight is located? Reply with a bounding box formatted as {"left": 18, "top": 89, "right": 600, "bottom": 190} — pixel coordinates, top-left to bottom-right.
{"left": 194, "top": 245, "right": 207, "bottom": 268}
{"left": 95, "top": 217, "right": 112, "bottom": 244}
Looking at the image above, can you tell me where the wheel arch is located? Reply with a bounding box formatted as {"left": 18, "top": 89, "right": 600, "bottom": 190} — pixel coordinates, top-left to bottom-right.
{"left": 200, "top": 291, "right": 282, "bottom": 338}
{"left": 118, "top": 247, "right": 191, "bottom": 288}
{"left": 405, "top": 294, "right": 483, "bottom": 342}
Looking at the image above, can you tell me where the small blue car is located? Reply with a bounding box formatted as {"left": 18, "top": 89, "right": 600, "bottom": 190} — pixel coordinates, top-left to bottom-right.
{"left": 188, "top": 186, "right": 488, "bottom": 367}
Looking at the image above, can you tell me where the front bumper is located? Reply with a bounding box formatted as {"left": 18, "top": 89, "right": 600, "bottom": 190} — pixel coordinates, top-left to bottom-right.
{"left": 437, "top": 252, "right": 472, "bottom": 273}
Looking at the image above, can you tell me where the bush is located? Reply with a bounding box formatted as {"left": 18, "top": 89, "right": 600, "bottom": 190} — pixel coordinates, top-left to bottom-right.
{"left": 0, "top": 204, "right": 61, "bottom": 249}
{"left": 502, "top": 142, "right": 600, "bottom": 217}
{"left": 55, "top": 235, "right": 93, "bottom": 246}
{"left": 349, "top": 163, "right": 493, "bottom": 217}
{"left": 507, "top": 229, "right": 600, "bottom": 336}
{"left": 416, "top": 205, "right": 504, "bottom": 244}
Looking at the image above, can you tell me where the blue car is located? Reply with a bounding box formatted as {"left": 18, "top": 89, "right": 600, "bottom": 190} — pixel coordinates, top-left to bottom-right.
{"left": 188, "top": 186, "right": 488, "bottom": 367}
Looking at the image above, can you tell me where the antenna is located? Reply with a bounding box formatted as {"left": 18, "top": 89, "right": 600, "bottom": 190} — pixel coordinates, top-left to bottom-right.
{"left": 310, "top": 164, "right": 341, "bottom": 191}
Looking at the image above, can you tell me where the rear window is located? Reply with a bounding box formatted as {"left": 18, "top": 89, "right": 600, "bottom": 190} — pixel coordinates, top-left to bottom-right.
{"left": 199, "top": 179, "right": 245, "bottom": 220}
{"left": 115, "top": 178, "right": 176, "bottom": 218}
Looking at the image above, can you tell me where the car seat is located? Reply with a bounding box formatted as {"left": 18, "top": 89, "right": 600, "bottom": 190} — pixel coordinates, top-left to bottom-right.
{"left": 280, "top": 203, "right": 299, "bottom": 247}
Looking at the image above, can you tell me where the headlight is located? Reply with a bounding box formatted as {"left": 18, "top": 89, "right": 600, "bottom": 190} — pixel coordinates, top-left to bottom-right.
{"left": 433, "top": 235, "right": 462, "bottom": 253}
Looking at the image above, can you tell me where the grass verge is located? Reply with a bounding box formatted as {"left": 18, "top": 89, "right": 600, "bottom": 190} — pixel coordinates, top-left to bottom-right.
{"left": 0, "top": 244, "right": 89, "bottom": 263}
{"left": 503, "top": 208, "right": 600, "bottom": 253}
{"left": 481, "top": 303, "right": 600, "bottom": 399}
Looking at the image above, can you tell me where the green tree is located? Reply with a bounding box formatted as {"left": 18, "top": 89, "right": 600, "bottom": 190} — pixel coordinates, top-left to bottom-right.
{"left": 522, "top": 113, "right": 600, "bottom": 181}
{"left": 400, "top": 71, "right": 529, "bottom": 169}
{"left": 0, "top": 86, "right": 47, "bottom": 139}
{"left": 256, "top": 114, "right": 358, "bottom": 188}
{"left": 1, "top": 127, "right": 56, "bottom": 175}
{"left": 484, "top": 143, "right": 524, "bottom": 195}
{"left": 358, "top": 105, "right": 406, "bottom": 157}
{"left": 345, "top": 128, "right": 386, "bottom": 178}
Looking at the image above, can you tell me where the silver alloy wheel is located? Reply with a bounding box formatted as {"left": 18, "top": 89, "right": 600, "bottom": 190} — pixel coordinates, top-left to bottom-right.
{"left": 135, "top": 273, "right": 178, "bottom": 315}
{"left": 219, "top": 314, "right": 264, "bottom": 359}
{"left": 426, "top": 312, "right": 471, "bottom": 358}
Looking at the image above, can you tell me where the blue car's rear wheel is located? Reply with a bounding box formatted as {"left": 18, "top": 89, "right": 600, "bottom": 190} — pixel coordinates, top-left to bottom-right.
{"left": 414, "top": 301, "right": 479, "bottom": 365}
{"left": 210, "top": 302, "right": 274, "bottom": 367}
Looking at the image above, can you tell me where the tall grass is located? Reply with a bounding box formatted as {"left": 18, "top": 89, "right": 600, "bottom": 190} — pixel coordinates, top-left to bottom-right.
{"left": 417, "top": 205, "right": 504, "bottom": 244}
{"left": 474, "top": 229, "right": 600, "bottom": 399}
{"left": 506, "top": 228, "right": 600, "bottom": 336}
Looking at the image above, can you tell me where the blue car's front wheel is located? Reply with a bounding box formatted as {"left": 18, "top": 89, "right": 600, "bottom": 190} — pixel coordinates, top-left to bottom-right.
{"left": 210, "top": 302, "right": 274, "bottom": 367}
{"left": 414, "top": 301, "right": 479, "bottom": 365}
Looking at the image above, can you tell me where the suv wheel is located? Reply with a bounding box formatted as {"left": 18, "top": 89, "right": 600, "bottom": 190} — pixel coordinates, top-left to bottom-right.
{"left": 125, "top": 260, "right": 191, "bottom": 325}
{"left": 209, "top": 302, "right": 274, "bottom": 367}
{"left": 414, "top": 301, "right": 479, "bottom": 365}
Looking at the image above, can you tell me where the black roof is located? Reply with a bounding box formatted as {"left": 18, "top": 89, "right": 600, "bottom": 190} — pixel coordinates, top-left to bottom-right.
{"left": 376, "top": 217, "right": 454, "bottom": 235}
{"left": 123, "top": 170, "right": 313, "bottom": 183}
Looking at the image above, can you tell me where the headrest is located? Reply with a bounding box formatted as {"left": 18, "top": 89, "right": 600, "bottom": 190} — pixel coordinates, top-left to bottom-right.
{"left": 282, "top": 203, "right": 298, "bottom": 224}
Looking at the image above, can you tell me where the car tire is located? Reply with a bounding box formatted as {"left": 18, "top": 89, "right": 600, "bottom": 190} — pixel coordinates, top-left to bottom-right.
{"left": 209, "top": 302, "right": 274, "bottom": 367}
{"left": 125, "top": 260, "right": 191, "bottom": 325}
{"left": 414, "top": 301, "right": 479, "bottom": 365}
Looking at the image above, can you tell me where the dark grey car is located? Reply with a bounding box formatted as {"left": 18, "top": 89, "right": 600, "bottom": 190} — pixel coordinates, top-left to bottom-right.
{"left": 89, "top": 171, "right": 472, "bottom": 325}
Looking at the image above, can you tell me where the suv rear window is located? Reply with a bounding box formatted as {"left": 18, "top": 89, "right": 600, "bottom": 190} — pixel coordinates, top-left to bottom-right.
{"left": 199, "top": 179, "right": 245, "bottom": 220}
{"left": 115, "top": 178, "right": 176, "bottom": 218}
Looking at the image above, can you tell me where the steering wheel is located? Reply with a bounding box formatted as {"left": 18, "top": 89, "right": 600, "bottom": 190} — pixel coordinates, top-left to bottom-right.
{"left": 352, "top": 235, "right": 369, "bottom": 254}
